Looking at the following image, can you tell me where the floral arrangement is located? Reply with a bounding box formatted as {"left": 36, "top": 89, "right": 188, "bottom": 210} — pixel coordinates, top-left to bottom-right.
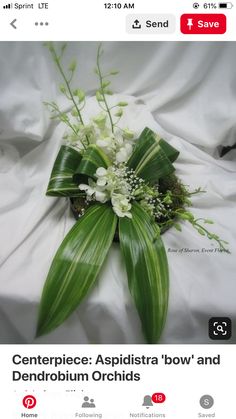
{"left": 36, "top": 43, "right": 229, "bottom": 343}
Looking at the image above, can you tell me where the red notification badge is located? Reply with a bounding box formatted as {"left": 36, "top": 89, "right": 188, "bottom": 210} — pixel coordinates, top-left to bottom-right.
{"left": 152, "top": 393, "right": 166, "bottom": 403}
{"left": 180, "top": 14, "right": 226, "bottom": 34}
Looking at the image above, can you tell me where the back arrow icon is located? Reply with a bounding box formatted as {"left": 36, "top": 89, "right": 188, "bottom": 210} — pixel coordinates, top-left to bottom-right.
{"left": 10, "top": 19, "right": 17, "bottom": 29}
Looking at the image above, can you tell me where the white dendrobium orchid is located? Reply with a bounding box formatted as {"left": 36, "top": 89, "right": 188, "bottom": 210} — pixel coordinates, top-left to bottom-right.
{"left": 96, "top": 136, "right": 115, "bottom": 154}
{"left": 79, "top": 180, "right": 95, "bottom": 197}
{"left": 116, "top": 143, "right": 133, "bottom": 163}
{"left": 94, "top": 190, "right": 108, "bottom": 203}
{"left": 96, "top": 167, "right": 107, "bottom": 177}
{"left": 92, "top": 112, "right": 107, "bottom": 131}
{"left": 96, "top": 167, "right": 108, "bottom": 187}
{"left": 66, "top": 107, "right": 136, "bottom": 164}
{"left": 111, "top": 194, "right": 132, "bottom": 219}
{"left": 113, "top": 131, "right": 124, "bottom": 147}
{"left": 79, "top": 178, "right": 108, "bottom": 203}
{"left": 79, "top": 166, "right": 132, "bottom": 217}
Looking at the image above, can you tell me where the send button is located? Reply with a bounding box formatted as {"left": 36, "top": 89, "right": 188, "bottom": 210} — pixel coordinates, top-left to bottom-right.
{"left": 126, "top": 14, "right": 176, "bottom": 34}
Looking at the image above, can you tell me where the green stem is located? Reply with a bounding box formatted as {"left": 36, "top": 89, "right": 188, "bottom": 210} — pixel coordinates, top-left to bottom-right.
{"left": 45, "top": 102, "right": 78, "bottom": 136}
{"left": 49, "top": 45, "right": 89, "bottom": 149}
{"left": 114, "top": 116, "right": 122, "bottom": 125}
{"left": 79, "top": 99, "right": 87, "bottom": 112}
{"left": 191, "top": 220, "right": 227, "bottom": 251}
{"left": 187, "top": 189, "right": 206, "bottom": 196}
{"left": 113, "top": 125, "right": 127, "bottom": 134}
{"left": 97, "top": 101, "right": 107, "bottom": 112}
{"left": 52, "top": 50, "right": 85, "bottom": 126}
{"left": 96, "top": 44, "right": 114, "bottom": 133}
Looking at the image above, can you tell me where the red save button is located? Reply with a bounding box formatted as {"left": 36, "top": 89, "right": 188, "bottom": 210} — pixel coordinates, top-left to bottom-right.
{"left": 181, "top": 14, "right": 226, "bottom": 34}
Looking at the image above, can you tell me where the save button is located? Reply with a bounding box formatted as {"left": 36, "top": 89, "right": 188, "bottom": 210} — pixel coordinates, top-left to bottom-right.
{"left": 180, "top": 14, "right": 226, "bottom": 34}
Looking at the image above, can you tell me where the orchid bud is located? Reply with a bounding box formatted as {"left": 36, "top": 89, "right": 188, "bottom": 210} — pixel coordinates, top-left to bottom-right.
{"left": 104, "top": 89, "right": 113, "bottom": 95}
{"left": 102, "top": 80, "right": 111, "bottom": 88}
{"left": 93, "top": 113, "right": 107, "bottom": 130}
{"left": 117, "top": 102, "right": 128, "bottom": 107}
{"left": 123, "top": 128, "right": 134, "bottom": 139}
{"left": 59, "top": 84, "right": 66, "bottom": 93}
{"left": 74, "top": 89, "right": 85, "bottom": 103}
{"left": 110, "top": 70, "right": 119, "bottom": 75}
{"left": 115, "top": 109, "right": 123, "bottom": 118}
{"left": 71, "top": 108, "right": 79, "bottom": 117}
{"left": 68, "top": 59, "right": 77, "bottom": 72}
{"left": 96, "top": 91, "right": 104, "bottom": 102}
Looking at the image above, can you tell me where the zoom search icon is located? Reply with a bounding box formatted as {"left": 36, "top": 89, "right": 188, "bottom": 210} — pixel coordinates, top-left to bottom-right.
{"left": 23, "top": 395, "right": 37, "bottom": 409}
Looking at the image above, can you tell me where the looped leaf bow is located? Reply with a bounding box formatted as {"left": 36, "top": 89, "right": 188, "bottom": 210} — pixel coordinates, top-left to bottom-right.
{"left": 37, "top": 128, "right": 179, "bottom": 343}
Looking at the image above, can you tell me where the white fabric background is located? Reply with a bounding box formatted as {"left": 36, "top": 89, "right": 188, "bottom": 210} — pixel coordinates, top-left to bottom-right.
{"left": 0, "top": 42, "right": 235, "bottom": 344}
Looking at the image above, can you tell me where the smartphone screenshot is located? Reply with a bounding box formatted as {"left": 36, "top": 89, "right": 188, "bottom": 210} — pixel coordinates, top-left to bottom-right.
{"left": 0, "top": 0, "right": 235, "bottom": 418}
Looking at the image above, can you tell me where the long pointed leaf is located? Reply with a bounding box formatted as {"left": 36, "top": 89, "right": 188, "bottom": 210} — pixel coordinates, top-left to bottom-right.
{"left": 128, "top": 128, "right": 175, "bottom": 184}
{"left": 159, "top": 138, "right": 179, "bottom": 163}
{"left": 119, "top": 202, "right": 169, "bottom": 343}
{"left": 46, "top": 146, "right": 83, "bottom": 197}
{"left": 76, "top": 144, "right": 111, "bottom": 179}
{"left": 139, "top": 128, "right": 179, "bottom": 162}
{"left": 37, "top": 204, "right": 117, "bottom": 337}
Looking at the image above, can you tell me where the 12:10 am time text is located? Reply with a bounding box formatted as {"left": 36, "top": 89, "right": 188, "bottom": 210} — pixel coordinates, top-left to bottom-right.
{"left": 104, "top": 3, "right": 135, "bottom": 9}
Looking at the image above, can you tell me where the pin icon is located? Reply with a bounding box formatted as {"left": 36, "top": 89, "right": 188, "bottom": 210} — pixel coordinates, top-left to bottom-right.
{"left": 23, "top": 395, "right": 37, "bottom": 409}
{"left": 187, "top": 18, "right": 194, "bottom": 30}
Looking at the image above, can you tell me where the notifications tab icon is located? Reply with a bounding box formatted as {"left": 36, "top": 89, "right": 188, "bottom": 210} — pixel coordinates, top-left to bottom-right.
{"left": 180, "top": 14, "right": 226, "bottom": 34}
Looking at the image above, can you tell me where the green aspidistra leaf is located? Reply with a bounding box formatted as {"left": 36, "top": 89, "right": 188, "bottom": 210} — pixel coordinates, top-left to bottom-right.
{"left": 46, "top": 146, "right": 83, "bottom": 197}
{"left": 128, "top": 128, "right": 175, "bottom": 184}
{"left": 159, "top": 138, "right": 179, "bottom": 163}
{"left": 37, "top": 204, "right": 117, "bottom": 337}
{"left": 76, "top": 144, "right": 111, "bottom": 179}
{"left": 119, "top": 202, "right": 169, "bottom": 343}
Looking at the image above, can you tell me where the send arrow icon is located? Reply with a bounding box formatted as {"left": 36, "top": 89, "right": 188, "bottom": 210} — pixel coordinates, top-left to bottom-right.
{"left": 10, "top": 19, "right": 17, "bottom": 29}
{"left": 132, "top": 19, "right": 141, "bottom": 29}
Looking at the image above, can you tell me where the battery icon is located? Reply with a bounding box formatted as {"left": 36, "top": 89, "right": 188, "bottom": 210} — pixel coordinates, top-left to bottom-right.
{"left": 219, "top": 2, "right": 233, "bottom": 7}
